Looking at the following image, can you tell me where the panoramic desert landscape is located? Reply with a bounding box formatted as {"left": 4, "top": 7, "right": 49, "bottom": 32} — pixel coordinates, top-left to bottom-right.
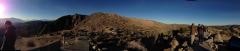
{"left": 0, "top": 12, "right": 238, "bottom": 51}
{"left": 0, "top": 0, "right": 239, "bottom": 51}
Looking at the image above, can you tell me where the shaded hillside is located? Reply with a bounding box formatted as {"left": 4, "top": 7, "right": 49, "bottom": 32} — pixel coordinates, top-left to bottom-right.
{"left": 20, "top": 14, "right": 87, "bottom": 36}
{"left": 44, "top": 14, "right": 86, "bottom": 33}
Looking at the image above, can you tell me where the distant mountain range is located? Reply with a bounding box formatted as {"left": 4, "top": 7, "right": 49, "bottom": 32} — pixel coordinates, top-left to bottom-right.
{"left": 0, "top": 17, "right": 25, "bottom": 23}
{"left": 0, "top": 18, "right": 25, "bottom": 28}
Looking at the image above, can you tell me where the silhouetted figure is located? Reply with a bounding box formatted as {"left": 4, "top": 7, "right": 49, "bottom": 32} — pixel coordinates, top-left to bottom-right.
{"left": 1, "top": 21, "right": 17, "bottom": 50}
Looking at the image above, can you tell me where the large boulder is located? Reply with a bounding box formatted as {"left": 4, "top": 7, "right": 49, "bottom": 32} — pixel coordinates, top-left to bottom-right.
{"left": 170, "top": 38, "right": 179, "bottom": 49}
{"left": 213, "top": 34, "right": 223, "bottom": 43}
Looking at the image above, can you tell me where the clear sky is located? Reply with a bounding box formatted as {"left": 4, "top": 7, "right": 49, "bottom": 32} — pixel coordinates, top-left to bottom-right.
{"left": 1, "top": 0, "right": 240, "bottom": 25}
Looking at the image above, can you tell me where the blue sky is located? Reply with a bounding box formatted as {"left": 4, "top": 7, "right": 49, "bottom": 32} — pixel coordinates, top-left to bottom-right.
{"left": 3, "top": 0, "right": 240, "bottom": 25}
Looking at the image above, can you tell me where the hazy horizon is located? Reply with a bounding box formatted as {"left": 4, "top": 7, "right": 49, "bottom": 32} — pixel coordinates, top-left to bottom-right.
{"left": 1, "top": 0, "right": 240, "bottom": 25}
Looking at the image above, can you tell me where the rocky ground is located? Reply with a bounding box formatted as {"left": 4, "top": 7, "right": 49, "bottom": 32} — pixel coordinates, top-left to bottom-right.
{"left": 31, "top": 25, "right": 236, "bottom": 51}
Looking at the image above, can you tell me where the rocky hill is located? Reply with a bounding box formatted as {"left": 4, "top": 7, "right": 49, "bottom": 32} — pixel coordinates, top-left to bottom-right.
{"left": 20, "top": 14, "right": 87, "bottom": 36}
{"left": 76, "top": 12, "right": 188, "bottom": 33}
{"left": 20, "top": 12, "right": 189, "bottom": 37}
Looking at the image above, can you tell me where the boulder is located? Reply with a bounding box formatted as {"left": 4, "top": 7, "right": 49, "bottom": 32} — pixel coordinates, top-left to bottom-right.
{"left": 170, "top": 38, "right": 179, "bottom": 49}
{"left": 214, "top": 34, "right": 223, "bottom": 43}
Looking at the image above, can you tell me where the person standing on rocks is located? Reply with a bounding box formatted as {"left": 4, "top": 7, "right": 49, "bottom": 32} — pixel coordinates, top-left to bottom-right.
{"left": 1, "top": 21, "right": 17, "bottom": 50}
{"left": 197, "top": 24, "right": 205, "bottom": 44}
{"left": 190, "top": 23, "right": 196, "bottom": 46}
